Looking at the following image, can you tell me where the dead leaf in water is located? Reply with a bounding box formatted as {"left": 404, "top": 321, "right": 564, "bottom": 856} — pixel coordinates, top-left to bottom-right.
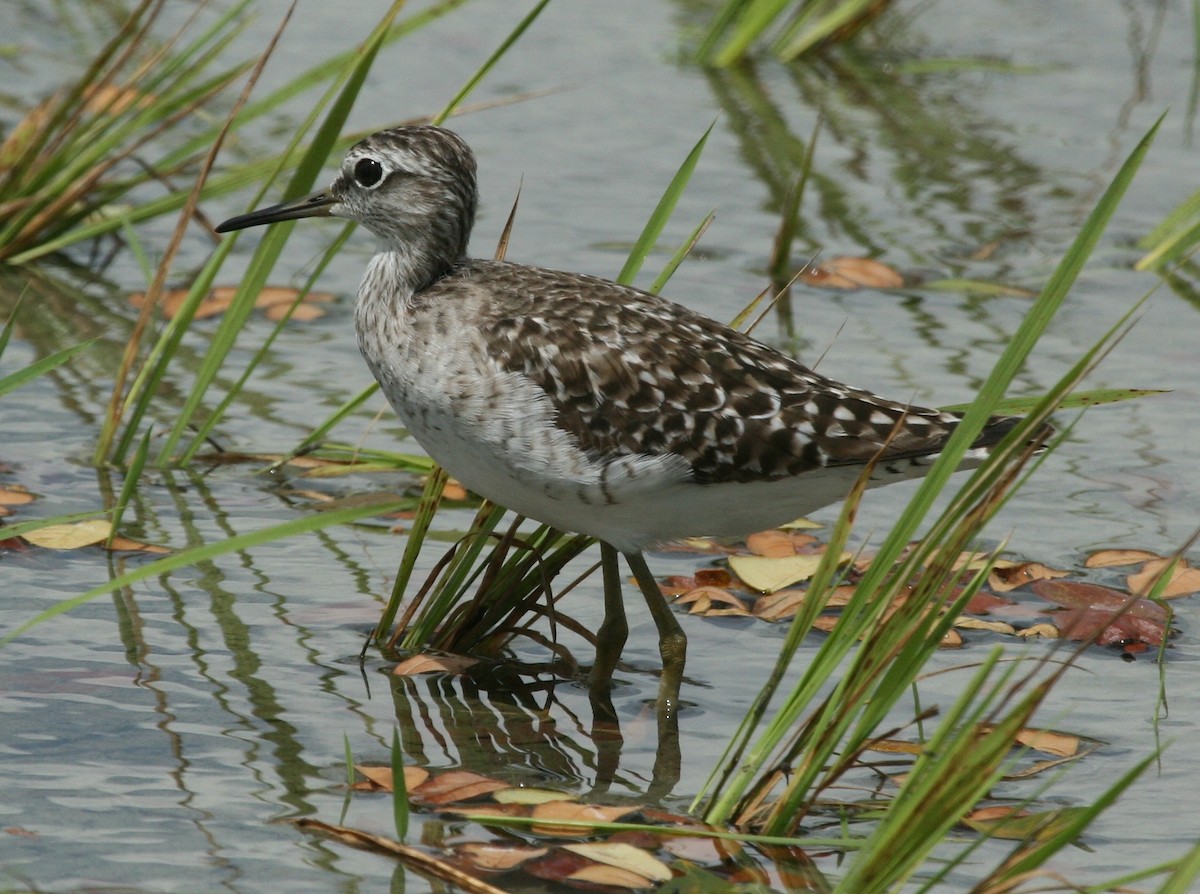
{"left": 562, "top": 842, "right": 673, "bottom": 883}
{"left": 411, "top": 769, "right": 509, "bottom": 806}
{"left": 728, "top": 551, "right": 847, "bottom": 592}
{"left": 674, "top": 587, "right": 749, "bottom": 615}
{"left": 988, "top": 561, "right": 1069, "bottom": 592}
{"left": 1126, "top": 557, "right": 1200, "bottom": 599}
{"left": 745, "top": 529, "right": 819, "bottom": 557}
{"left": 529, "top": 801, "right": 638, "bottom": 836}
{"left": 352, "top": 764, "right": 429, "bottom": 793}
{"left": 106, "top": 535, "right": 170, "bottom": 554}
{"left": 1084, "top": 548, "right": 1161, "bottom": 568}
{"left": 392, "top": 654, "right": 479, "bottom": 676}
{"left": 0, "top": 486, "right": 35, "bottom": 506}
{"left": 23, "top": 518, "right": 111, "bottom": 549}
{"left": 799, "top": 256, "right": 904, "bottom": 290}
{"left": 452, "top": 842, "right": 548, "bottom": 872}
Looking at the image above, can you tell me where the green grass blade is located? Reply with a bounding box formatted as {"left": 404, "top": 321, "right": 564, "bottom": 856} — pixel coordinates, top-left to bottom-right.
{"left": 433, "top": 0, "right": 551, "bottom": 125}
{"left": 0, "top": 340, "right": 97, "bottom": 399}
{"left": 106, "top": 426, "right": 153, "bottom": 549}
{"left": 391, "top": 727, "right": 410, "bottom": 841}
{"left": 1157, "top": 840, "right": 1200, "bottom": 894}
{"left": 374, "top": 467, "right": 449, "bottom": 643}
{"left": 154, "top": 4, "right": 405, "bottom": 465}
{"left": 618, "top": 120, "right": 716, "bottom": 285}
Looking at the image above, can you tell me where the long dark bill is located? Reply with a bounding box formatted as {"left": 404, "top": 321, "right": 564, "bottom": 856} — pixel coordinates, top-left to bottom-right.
{"left": 215, "top": 189, "right": 336, "bottom": 233}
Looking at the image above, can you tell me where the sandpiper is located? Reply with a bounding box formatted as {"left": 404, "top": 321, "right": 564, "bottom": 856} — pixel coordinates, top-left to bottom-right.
{"left": 216, "top": 125, "right": 1019, "bottom": 697}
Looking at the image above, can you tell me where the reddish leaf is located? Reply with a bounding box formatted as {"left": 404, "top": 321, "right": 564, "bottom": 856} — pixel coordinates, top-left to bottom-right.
{"left": 963, "top": 591, "right": 1014, "bottom": 614}
{"left": 1031, "top": 579, "right": 1167, "bottom": 622}
{"left": 410, "top": 770, "right": 509, "bottom": 806}
{"left": 1053, "top": 608, "right": 1166, "bottom": 646}
{"left": 451, "top": 842, "right": 547, "bottom": 872}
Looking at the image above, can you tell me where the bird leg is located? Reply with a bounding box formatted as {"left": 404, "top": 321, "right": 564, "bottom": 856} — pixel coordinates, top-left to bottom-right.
{"left": 625, "top": 550, "right": 686, "bottom": 716}
{"left": 626, "top": 549, "right": 683, "bottom": 796}
{"left": 589, "top": 542, "right": 629, "bottom": 692}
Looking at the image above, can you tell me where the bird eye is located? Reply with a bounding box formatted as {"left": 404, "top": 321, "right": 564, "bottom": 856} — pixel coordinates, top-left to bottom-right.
{"left": 353, "top": 157, "right": 384, "bottom": 188}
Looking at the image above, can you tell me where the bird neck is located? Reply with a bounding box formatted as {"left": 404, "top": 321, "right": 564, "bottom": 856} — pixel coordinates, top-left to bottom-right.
{"left": 362, "top": 239, "right": 464, "bottom": 305}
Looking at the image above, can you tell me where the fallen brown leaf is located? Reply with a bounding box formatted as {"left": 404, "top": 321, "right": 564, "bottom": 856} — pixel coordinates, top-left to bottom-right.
{"left": 988, "top": 561, "right": 1070, "bottom": 593}
{"left": 674, "top": 587, "right": 748, "bottom": 615}
{"left": 1014, "top": 727, "right": 1080, "bottom": 758}
{"left": 352, "top": 764, "right": 429, "bottom": 793}
{"left": 529, "top": 801, "right": 638, "bottom": 836}
{"left": 106, "top": 535, "right": 170, "bottom": 554}
{"left": 0, "top": 486, "right": 35, "bottom": 506}
{"left": 744, "top": 529, "right": 819, "bottom": 558}
{"left": 411, "top": 769, "right": 510, "bottom": 806}
{"left": 393, "top": 653, "right": 480, "bottom": 676}
{"left": 1127, "top": 557, "right": 1200, "bottom": 599}
{"left": 1031, "top": 579, "right": 1167, "bottom": 622}
{"left": 1084, "top": 548, "right": 1161, "bottom": 568}
{"left": 799, "top": 256, "right": 904, "bottom": 290}
{"left": 452, "top": 842, "right": 548, "bottom": 872}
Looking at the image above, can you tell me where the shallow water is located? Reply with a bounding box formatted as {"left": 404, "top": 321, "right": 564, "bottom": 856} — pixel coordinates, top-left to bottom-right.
{"left": 2, "top": 1, "right": 1199, "bottom": 890}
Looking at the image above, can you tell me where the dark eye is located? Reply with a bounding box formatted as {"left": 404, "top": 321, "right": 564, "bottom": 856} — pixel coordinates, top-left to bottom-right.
{"left": 354, "top": 157, "right": 383, "bottom": 188}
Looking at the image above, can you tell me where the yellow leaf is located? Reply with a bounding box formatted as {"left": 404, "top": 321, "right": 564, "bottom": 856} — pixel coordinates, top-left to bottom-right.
{"left": 728, "top": 552, "right": 849, "bottom": 592}
{"left": 953, "top": 618, "right": 1016, "bottom": 635}
{"left": 493, "top": 787, "right": 568, "bottom": 805}
{"left": 23, "top": 519, "right": 112, "bottom": 549}
{"left": 562, "top": 842, "right": 673, "bottom": 883}
{"left": 1016, "top": 623, "right": 1060, "bottom": 639}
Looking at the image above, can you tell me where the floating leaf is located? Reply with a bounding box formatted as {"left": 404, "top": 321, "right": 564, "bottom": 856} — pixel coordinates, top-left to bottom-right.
{"left": 1085, "top": 548, "right": 1161, "bottom": 568}
{"left": 106, "top": 536, "right": 170, "bottom": 554}
{"left": 411, "top": 770, "right": 509, "bottom": 806}
{"left": 1014, "top": 727, "right": 1081, "bottom": 757}
{"left": 1127, "top": 557, "right": 1200, "bottom": 598}
{"left": 23, "top": 518, "right": 112, "bottom": 549}
{"left": 452, "top": 842, "right": 547, "bottom": 872}
{"left": 988, "top": 561, "right": 1069, "bottom": 592}
{"left": 954, "top": 618, "right": 1016, "bottom": 635}
{"left": 493, "top": 787, "right": 568, "bottom": 805}
{"left": 529, "top": 801, "right": 638, "bottom": 836}
{"left": 674, "top": 587, "right": 749, "bottom": 615}
{"left": 353, "top": 764, "right": 429, "bottom": 793}
{"left": 392, "top": 653, "right": 480, "bottom": 676}
{"left": 745, "top": 529, "right": 819, "bottom": 557}
{"left": 799, "top": 256, "right": 904, "bottom": 290}
{"left": 728, "top": 552, "right": 847, "bottom": 592}
{"left": 0, "top": 486, "right": 35, "bottom": 506}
